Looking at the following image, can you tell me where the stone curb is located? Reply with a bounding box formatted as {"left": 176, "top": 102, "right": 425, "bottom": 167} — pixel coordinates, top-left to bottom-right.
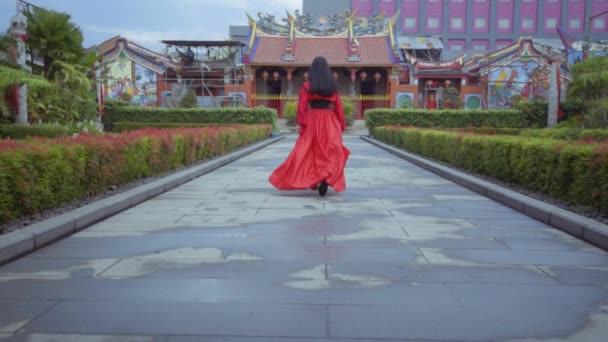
{"left": 361, "top": 136, "right": 608, "bottom": 252}
{"left": 0, "top": 135, "right": 285, "bottom": 266}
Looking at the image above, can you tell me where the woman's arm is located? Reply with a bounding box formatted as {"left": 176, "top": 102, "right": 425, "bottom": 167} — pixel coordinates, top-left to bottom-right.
{"left": 296, "top": 85, "right": 309, "bottom": 129}
{"left": 334, "top": 93, "right": 346, "bottom": 132}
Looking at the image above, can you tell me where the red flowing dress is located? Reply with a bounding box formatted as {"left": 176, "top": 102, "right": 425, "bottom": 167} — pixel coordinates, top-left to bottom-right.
{"left": 269, "top": 82, "right": 350, "bottom": 192}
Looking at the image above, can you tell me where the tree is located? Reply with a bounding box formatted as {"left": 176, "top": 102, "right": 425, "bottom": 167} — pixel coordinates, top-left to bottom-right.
{"left": 0, "top": 34, "right": 17, "bottom": 68}
{"left": 0, "top": 65, "right": 51, "bottom": 122}
{"left": 180, "top": 89, "right": 198, "bottom": 108}
{"left": 568, "top": 56, "right": 608, "bottom": 101}
{"left": 23, "top": 7, "right": 84, "bottom": 74}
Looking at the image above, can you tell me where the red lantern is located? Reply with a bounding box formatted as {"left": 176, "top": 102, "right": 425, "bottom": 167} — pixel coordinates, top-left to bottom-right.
{"left": 262, "top": 71, "right": 269, "bottom": 80}
{"left": 360, "top": 71, "right": 367, "bottom": 81}
{"left": 304, "top": 71, "right": 309, "bottom": 80}
{"left": 332, "top": 71, "right": 339, "bottom": 80}
{"left": 374, "top": 72, "right": 382, "bottom": 81}
{"left": 273, "top": 71, "right": 280, "bottom": 80}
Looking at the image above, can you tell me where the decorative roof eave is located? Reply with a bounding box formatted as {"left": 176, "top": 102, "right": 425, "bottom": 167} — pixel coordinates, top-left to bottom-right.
{"left": 247, "top": 62, "right": 397, "bottom": 67}
{"left": 475, "top": 37, "right": 560, "bottom": 72}
{"left": 96, "top": 37, "right": 173, "bottom": 73}
{"left": 403, "top": 49, "right": 464, "bottom": 70}
{"left": 247, "top": 10, "right": 399, "bottom": 38}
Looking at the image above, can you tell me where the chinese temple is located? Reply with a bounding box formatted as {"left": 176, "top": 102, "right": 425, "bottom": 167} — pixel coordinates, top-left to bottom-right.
{"left": 241, "top": 10, "right": 403, "bottom": 118}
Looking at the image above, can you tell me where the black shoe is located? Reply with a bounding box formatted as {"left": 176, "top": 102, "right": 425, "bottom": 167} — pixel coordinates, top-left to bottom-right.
{"left": 318, "top": 180, "right": 328, "bottom": 197}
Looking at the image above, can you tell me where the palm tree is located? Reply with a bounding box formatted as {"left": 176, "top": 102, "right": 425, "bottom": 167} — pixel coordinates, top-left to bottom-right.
{"left": 23, "top": 7, "right": 84, "bottom": 74}
{"left": 0, "top": 65, "right": 51, "bottom": 121}
{"left": 568, "top": 56, "right": 608, "bottom": 101}
{"left": 0, "top": 33, "right": 17, "bottom": 68}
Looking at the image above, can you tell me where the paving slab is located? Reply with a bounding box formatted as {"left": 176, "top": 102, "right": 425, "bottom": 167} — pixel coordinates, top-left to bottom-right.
{"left": 0, "top": 135, "right": 607, "bottom": 340}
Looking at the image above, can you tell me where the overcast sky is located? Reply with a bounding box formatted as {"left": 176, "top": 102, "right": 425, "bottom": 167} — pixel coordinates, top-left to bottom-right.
{"left": 1, "top": 0, "right": 301, "bottom": 51}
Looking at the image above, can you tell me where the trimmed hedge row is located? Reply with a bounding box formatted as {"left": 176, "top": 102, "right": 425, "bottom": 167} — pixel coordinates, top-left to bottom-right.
{"left": 372, "top": 126, "right": 608, "bottom": 214}
{"left": 519, "top": 128, "right": 608, "bottom": 141}
{"left": 365, "top": 109, "right": 527, "bottom": 131}
{"left": 112, "top": 122, "right": 234, "bottom": 132}
{"left": 0, "top": 124, "right": 68, "bottom": 139}
{"left": 439, "top": 127, "right": 608, "bottom": 142}
{"left": 102, "top": 106, "right": 278, "bottom": 132}
{"left": 0, "top": 124, "right": 271, "bottom": 223}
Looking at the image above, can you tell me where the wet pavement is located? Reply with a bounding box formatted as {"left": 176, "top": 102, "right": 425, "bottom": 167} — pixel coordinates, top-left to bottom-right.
{"left": 0, "top": 136, "right": 607, "bottom": 341}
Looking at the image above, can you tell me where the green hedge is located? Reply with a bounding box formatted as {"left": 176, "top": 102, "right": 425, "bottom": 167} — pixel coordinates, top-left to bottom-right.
{"left": 0, "top": 125, "right": 271, "bottom": 223}
{"left": 102, "top": 106, "right": 278, "bottom": 132}
{"left": 0, "top": 124, "right": 68, "bottom": 139}
{"left": 112, "top": 122, "right": 234, "bottom": 132}
{"left": 519, "top": 128, "right": 608, "bottom": 141}
{"left": 365, "top": 109, "right": 527, "bottom": 131}
{"left": 372, "top": 126, "right": 608, "bottom": 214}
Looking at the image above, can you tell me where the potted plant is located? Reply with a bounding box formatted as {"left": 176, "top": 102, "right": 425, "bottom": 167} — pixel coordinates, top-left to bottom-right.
{"left": 342, "top": 100, "right": 354, "bottom": 126}
{"left": 284, "top": 102, "right": 297, "bottom": 126}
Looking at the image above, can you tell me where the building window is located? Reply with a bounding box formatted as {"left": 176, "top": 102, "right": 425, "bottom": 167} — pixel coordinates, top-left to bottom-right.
{"left": 451, "top": 18, "right": 463, "bottom": 29}
{"left": 594, "top": 18, "right": 606, "bottom": 29}
{"left": 496, "top": 39, "right": 513, "bottom": 49}
{"left": 475, "top": 18, "right": 487, "bottom": 29}
{"left": 428, "top": 17, "right": 440, "bottom": 29}
{"left": 498, "top": 18, "right": 511, "bottom": 29}
{"left": 450, "top": 44, "right": 463, "bottom": 51}
{"left": 404, "top": 17, "right": 416, "bottom": 28}
{"left": 570, "top": 18, "right": 581, "bottom": 29}
{"left": 545, "top": 18, "right": 557, "bottom": 29}
{"left": 522, "top": 18, "right": 534, "bottom": 29}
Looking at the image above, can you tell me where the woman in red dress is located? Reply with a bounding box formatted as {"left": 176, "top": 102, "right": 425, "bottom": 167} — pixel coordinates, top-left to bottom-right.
{"left": 269, "top": 57, "right": 350, "bottom": 197}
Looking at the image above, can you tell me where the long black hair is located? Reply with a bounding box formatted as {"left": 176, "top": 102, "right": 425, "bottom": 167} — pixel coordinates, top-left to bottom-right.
{"left": 309, "top": 56, "right": 337, "bottom": 97}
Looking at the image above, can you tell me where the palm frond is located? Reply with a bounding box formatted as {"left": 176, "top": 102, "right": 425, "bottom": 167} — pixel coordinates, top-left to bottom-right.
{"left": 0, "top": 65, "right": 52, "bottom": 90}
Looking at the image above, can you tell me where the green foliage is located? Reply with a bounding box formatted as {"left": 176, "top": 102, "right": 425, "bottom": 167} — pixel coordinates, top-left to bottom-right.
{"left": 560, "top": 98, "right": 586, "bottom": 121}
{"left": 342, "top": 100, "right": 353, "bottom": 125}
{"left": 284, "top": 102, "right": 297, "bottom": 122}
{"left": 373, "top": 126, "right": 608, "bottom": 214}
{"left": 514, "top": 100, "right": 548, "bottom": 127}
{"left": 0, "top": 125, "right": 271, "bottom": 223}
{"left": 26, "top": 60, "right": 98, "bottom": 125}
{"left": 0, "top": 65, "right": 52, "bottom": 90}
{"left": 365, "top": 108, "right": 527, "bottom": 131}
{"left": 584, "top": 98, "right": 608, "bottom": 128}
{"left": 568, "top": 56, "right": 608, "bottom": 101}
{"left": 0, "top": 65, "right": 52, "bottom": 122}
{"left": 120, "top": 92, "right": 133, "bottom": 103}
{"left": 23, "top": 7, "right": 84, "bottom": 73}
{"left": 519, "top": 127, "right": 608, "bottom": 141}
{"left": 102, "top": 106, "right": 278, "bottom": 132}
{"left": 0, "top": 123, "right": 68, "bottom": 139}
{"left": 112, "top": 122, "right": 231, "bottom": 132}
{"left": 442, "top": 87, "right": 463, "bottom": 109}
{"left": 0, "top": 34, "right": 17, "bottom": 68}
{"left": 179, "top": 89, "right": 198, "bottom": 108}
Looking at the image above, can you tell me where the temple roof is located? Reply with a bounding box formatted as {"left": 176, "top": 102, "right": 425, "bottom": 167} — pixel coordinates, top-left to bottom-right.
{"left": 91, "top": 36, "right": 173, "bottom": 73}
{"left": 249, "top": 36, "right": 396, "bottom": 66}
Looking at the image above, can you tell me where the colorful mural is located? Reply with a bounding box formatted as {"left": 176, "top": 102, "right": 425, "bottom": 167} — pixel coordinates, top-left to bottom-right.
{"left": 132, "top": 63, "right": 157, "bottom": 107}
{"left": 487, "top": 60, "right": 550, "bottom": 108}
{"left": 395, "top": 92, "right": 414, "bottom": 108}
{"left": 102, "top": 52, "right": 157, "bottom": 107}
{"left": 465, "top": 94, "right": 482, "bottom": 110}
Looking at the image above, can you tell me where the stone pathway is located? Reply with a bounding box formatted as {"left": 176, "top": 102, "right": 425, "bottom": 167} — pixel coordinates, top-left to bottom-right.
{"left": 1, "top": 136, "right": 607, "bottom": 341}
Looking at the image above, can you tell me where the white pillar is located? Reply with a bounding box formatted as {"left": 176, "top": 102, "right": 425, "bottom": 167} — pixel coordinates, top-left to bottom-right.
{"left": 547, "top": 61, "right": 559, "bottom": 128}
{"left": 9, "top": 13, "right": 29, "bottom": 124}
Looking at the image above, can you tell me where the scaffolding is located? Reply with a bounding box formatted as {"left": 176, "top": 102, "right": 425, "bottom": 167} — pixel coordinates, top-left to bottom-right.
{"left": 160, "top": 40, "right": 245, "bottom": 108}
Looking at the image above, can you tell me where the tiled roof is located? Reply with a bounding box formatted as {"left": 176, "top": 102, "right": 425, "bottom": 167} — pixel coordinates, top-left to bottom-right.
{"left": 250, "top": 36, "right": 395, "bottom": 66}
